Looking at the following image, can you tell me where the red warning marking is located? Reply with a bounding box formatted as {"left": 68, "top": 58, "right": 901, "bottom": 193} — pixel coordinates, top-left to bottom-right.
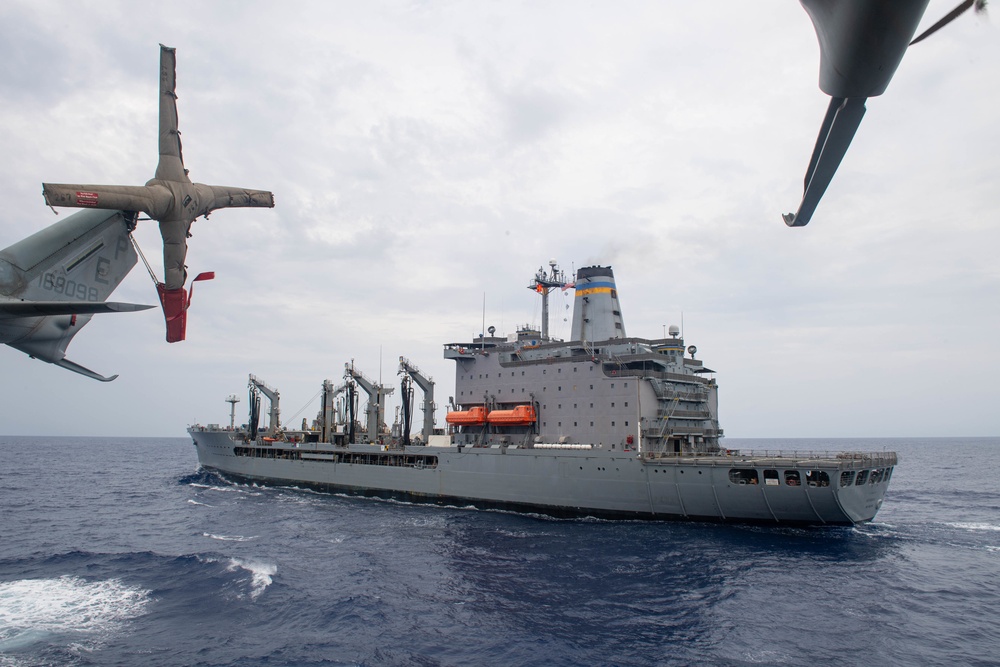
{"left": 76, "top": 191, "right": 99, "bottom": 207}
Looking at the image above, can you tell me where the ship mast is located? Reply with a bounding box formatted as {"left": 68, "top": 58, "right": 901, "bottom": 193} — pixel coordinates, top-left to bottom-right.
{"left": 528, "top": 259, "right": 567, "bottom": 341}
{"left": 226, "top": 394, "right": 240, "bottom": 430}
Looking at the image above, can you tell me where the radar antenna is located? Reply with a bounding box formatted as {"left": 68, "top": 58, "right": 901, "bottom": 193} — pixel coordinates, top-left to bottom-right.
{"left": 528, "top": 259, "right": 567, "bottom": 341}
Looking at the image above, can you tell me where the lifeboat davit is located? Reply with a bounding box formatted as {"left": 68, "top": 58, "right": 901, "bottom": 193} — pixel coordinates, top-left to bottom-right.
{"left": 486, "top": 405, "right": 537, "bottom": 426}
{"left": 445, "top": 406, "right": 488, "bottom": 426}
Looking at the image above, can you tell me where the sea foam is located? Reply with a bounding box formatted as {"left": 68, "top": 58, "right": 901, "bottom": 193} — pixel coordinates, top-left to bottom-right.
{"left": 0, "top": 576, "right": 150, "bottom": 652}
{"left": 225, "top": 559, "right": 276, "bottom": 600}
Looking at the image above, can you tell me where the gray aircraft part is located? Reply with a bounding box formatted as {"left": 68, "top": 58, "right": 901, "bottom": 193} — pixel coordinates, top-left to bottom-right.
{"left": 0, "top": 209, "right": 154, "bottom": 381}
{"left": 41, "top": 45, "right": 274, "bottom": 290}
{"left": 784, "top": 0, "right": 980, "bottom": 227}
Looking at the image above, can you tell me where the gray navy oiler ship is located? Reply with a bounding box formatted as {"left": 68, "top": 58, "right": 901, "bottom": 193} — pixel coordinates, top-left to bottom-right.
{"left": 190, "top": 263, "right": 896, "bottom": 525}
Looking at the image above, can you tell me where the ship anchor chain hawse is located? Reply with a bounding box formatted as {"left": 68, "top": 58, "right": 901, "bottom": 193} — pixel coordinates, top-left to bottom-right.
{"left": 41, "top": 44, "right": 275, "bottom": 343}
{"left": 190, "top": 262, "right": 897, "bottom": 526}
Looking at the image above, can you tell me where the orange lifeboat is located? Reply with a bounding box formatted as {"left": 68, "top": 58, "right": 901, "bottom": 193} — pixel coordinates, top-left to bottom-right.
{"left": 486, "top": 405, "right": 537, "bottom": 426}
{"left": 445, "top": 406, "right": 488, "bottom": 426}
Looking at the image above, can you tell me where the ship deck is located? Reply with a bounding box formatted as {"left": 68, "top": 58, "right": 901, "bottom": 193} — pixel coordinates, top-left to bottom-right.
{"left": 642, "top": 449, "right": 899, "bottom": 469}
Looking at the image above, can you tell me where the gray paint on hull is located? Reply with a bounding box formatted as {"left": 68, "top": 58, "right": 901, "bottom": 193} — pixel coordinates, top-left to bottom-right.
{"left": 191, "top": 429, "right": 891, "bottom": 526}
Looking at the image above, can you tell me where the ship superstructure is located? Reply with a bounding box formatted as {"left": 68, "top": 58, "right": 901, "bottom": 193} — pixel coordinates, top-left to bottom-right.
{"left": 446, "top": 264, "right": 719, "bottom": 455}
{"left": 189, "top": 262, "right": 896, "bottom": 525}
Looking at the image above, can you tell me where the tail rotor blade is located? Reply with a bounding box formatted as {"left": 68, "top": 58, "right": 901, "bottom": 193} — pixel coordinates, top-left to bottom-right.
{"left": 155, "top": 44, "right": 189, "bottom": 183}
{"left": 42, "top": 183, "right": 172, "bottom": 218}
{"left": 193, "top": 184, "right": 276, "bottom": 218}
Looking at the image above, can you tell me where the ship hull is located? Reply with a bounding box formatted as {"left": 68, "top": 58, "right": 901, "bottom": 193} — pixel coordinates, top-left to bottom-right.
{"left": 190, "top": 428, "right": 894, "bottom": 526}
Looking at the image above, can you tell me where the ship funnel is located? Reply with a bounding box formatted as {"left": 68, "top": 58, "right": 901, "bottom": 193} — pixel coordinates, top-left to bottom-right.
{"left": 570, "top": 266, "right": 626, "bottom": 342}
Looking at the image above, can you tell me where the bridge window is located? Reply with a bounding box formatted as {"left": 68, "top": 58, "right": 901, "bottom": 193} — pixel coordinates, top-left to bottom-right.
{"left": 840, "top": 471, "right": 856, "bottom": 487}
{"left": 729, "top": 469, "right": 759, "bottom": 485}
{"left": 763, "top": 469, "right": 780, "bottom": 486}
{"left": 784, "top": 470, "right": 801, "bottom": 486}
{"left": 855, "top": 470, "right": 869, "bottom": 485}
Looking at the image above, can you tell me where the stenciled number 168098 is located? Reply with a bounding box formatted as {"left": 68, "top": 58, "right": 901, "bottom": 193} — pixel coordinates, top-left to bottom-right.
{"left": 39, "top": 272, "right": 100, "bottom": 302}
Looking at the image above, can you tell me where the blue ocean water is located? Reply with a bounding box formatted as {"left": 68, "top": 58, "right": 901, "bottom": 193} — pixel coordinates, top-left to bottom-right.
{"left": 0, "top": 436, "right": 997, "bottom": 667}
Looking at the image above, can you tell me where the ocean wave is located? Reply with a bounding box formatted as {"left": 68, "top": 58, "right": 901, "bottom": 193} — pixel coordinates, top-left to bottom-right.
{"left": 186, "top": 483, "right": 242, "bottom": 493}
{"left": 0, "top": 575, "right": 150, "bottom": 653}
{"left": 224, "top": 559, "right": 276, "bottom": 601}
{"left": 945, "top": 522, "right": 1000, "bottom": 532}
{"left": 202, "top": 533, "right": 257, "bottom": 542}
{"left": 187, "top": 499, "right": 211, "bottom": 507}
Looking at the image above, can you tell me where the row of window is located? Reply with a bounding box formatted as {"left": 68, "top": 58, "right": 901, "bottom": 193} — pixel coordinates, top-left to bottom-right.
{"left": 462, "top": 367, "right": 602, "bottom": 380}
{"left": 234, "top": 447, "right": 439, "bottom": 469}
{"left": 539, "top": 420, "right": 629, "bottom": 428}
{"left": 460, "top": 383, "right": 627, "bottom": 397}
{"left": 842, "top": 468, "right": 892, "bottom": 486}
{"left": 728, "top": 467, "right": 894, "bottom": 488}
{"left": 729, "top": 468, "right": 830, "bottom": 486}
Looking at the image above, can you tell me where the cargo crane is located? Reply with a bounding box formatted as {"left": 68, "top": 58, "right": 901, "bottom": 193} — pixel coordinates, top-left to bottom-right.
{"left": 318, "top": 379, "right": 351, "bottom": 443}
{"left": 248, "top": 374, "right": 280, "bottom": 437}
{"left": 398, "top": 356, "right": 436, "bottom": 444}
{"left": 343, "top": 363, "right": 394, "bottom": 443}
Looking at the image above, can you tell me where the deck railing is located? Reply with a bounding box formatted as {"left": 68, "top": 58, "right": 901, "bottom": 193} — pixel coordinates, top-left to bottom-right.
{"left": 642, "top": 450, "right": 899, "bottom": 467}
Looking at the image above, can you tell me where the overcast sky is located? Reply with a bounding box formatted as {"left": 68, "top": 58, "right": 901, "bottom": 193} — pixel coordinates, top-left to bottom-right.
{"left": 1, "top": 1, "right": 997, "bottom": 438}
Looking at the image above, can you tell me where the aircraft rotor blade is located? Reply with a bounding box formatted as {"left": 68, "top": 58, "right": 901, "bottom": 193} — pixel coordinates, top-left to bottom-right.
{"left": 783, "top": 97, "right": 867, "bottom": 227}
{"left": 154, "top": 44, "right": 189, "bottom": 183}
{"left": 193, "top": 184, "right": 276, "bottom": 218}
{"left": 910, "top": 0, "right": 978, "bottom": 45}
{"left": 42, "top": 183, "right": 173, "bottom": 218}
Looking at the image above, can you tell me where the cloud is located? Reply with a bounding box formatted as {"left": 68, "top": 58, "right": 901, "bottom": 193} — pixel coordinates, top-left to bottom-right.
{"left": 1, "top": 0, "right": 997, "bottom": 437}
